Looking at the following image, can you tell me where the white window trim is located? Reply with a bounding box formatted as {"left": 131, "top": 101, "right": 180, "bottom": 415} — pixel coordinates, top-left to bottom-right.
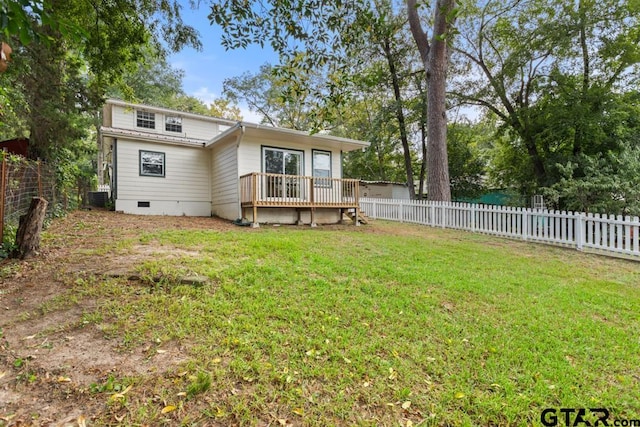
{"left": 136, "top": 110, "right": 156, "bottom": 130}
{"left": 312, "top": 149, "right": 332, "bottom": 188}
{"left": 165, "top": 115, "right": 182, "bottom": 133}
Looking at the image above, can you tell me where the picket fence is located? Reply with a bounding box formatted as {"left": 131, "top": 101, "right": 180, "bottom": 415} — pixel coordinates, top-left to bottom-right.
{"left": 359, "top": 198, "right": 640, "bottom": 259}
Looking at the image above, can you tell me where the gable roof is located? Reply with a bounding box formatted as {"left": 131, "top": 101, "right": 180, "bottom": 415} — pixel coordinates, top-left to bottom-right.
{"left": 205, "top": 122, "right": 369, "bottom": 152}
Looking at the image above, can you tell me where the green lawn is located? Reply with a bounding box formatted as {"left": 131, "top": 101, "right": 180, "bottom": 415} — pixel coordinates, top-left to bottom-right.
{"left": 71, "top": 221, "right": 640, "bottom": 425}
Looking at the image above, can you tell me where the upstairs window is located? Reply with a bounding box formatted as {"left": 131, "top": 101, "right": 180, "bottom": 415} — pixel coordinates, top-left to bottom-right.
{"left": 136, "top": 110, "right": 155, "bottom": 129}
{"left": 165, "top": 116, "right": 182, "bottom": 133}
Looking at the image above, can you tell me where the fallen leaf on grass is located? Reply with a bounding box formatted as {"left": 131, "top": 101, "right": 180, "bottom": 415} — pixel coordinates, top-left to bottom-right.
{"left": 77, "top": 415, "right": 86, "bottom": 427}
{"left": 161, "top": 405, "right": 176, "bottom": 414}
{"left": 110, "top": 384, "right": 133, "bottom": 402}
{"left": 401, "top": 401, "right": 411, "bottom": 410}
{"left": 454, "top": 392, "right": 465, "bottom": 399}
{"left": 57, "top": 376, "right": 72, "bottom": 383}
{"left": 293, "top": 408, "right": 304, "bottom": 416}
{"left": 388, "top": 368, "right": 398, "bottom": 380}
{"left": 0, "top": 371, "right": 6, "bottom": 380}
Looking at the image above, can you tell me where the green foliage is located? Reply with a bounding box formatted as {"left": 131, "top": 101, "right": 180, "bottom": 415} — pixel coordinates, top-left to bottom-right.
{"left": 453, "top": 0, "right": 640, "bottom": 198}
{"left": 448, "top": 122, "right": 487, "bottom": 200}
{"left": 186, "top": 371, "right": 212, "bottom": 398}
{"left": 0, "top": 0, "right": 85, "bottom": 45}
{"left": 52, "top": 136, "right": 98, "bottom": 208}
{"left": 223, "top": 63, "right": 318, "bottom": 129}
{"left": 107, "top": 44, "right": 242, "bottom": 120}
{"left": 0, "top": 223, "right": 18, "bottom": 259}
{"left": 544, "top": 148, "right": 640, "bottom": 215}
{"left": 340, "top": 97, "right": 411, "bottom": 183}
{"left": 90, "top": 375, "right": 130, "bottom": 394}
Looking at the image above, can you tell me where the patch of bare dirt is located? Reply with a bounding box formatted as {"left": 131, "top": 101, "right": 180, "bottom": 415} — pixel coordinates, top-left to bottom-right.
{"left": 0, "top": 210, "right": 237, "bottom": 426}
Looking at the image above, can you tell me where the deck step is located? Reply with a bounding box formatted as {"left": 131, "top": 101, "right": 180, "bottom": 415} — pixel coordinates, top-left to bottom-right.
{"left": 344, "top": 209, "right": 369, "bottom": 225}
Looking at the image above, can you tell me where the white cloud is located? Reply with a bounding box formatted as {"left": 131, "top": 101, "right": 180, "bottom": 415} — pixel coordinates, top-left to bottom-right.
{"left": 239, "top": 107, "right": 263, "bottom": 124}
{"left": 192, "top": 87, "right": 219, "bottom": 105}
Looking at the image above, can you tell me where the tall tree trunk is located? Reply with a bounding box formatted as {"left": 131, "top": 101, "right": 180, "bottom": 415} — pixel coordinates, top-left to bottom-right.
{"left": 407, "top": 0, "right": 454, "bottom": 201}
{"left": 382, "top": 38, "right": 416, "bottom": 199}
{"left": 415, "top": 75, "right": 428, "bottom": 199}
{"left": 523, "top": 135, "right": 547, "bottom": 186}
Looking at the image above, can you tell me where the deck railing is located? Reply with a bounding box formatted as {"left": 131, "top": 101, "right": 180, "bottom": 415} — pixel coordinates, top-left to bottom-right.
{"left": 240, "top": 172, "right": 360, "bottom": 208}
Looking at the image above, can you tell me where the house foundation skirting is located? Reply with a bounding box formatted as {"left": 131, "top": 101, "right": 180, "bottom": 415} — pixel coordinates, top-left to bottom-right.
{"left": 241, "top": 206, "right": 345, "bottom": 226}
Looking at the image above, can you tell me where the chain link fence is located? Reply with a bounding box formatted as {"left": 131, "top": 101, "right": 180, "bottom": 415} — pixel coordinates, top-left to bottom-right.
{"left": 1, "top": 152, "right": 57, "bottom": 245}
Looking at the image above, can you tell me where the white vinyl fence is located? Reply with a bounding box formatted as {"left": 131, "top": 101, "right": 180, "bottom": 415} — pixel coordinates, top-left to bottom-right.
{"left": 360, "top": 198, "right": 640, "bottom": 259}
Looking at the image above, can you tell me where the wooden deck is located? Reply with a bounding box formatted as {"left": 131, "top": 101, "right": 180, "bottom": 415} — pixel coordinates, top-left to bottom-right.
{"left": 239, "top": 172, "right": 362, "bottom": 226}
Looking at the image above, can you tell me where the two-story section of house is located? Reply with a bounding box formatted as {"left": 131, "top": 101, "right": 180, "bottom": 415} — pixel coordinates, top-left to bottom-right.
{"left": 100, "top": 99, "right": 370, "bottom": 226}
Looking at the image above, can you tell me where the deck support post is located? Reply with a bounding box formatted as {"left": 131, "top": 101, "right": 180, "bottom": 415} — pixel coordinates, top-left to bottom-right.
{"left": 251, "top": 173, "right": 259, "bottom": 227}
{"left": 310, "top": 207, "right": 317, "bottom": 227}
{"left": 251, "top": 205, "right": 259, "bottom": 228}
{"left": 353, "top": 181, "right": 360, "bottom": 226}
{"left": 297, "top": 208, "right": 304, "bottom": 225}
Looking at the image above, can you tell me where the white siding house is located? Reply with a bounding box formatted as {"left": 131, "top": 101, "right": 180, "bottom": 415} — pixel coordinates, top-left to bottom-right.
{"left": 100, "top": 99, "right": 370, "bottom": 226}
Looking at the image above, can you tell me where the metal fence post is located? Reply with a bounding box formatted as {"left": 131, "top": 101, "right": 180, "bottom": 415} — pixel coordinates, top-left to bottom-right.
{"left": 37, "top": 158, "right": 43, "bottom": 197}
{"left": 0, "top": 154, "right": 6, "bottom": 243}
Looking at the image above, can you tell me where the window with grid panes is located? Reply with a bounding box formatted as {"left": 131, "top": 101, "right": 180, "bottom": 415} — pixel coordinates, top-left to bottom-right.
{"left": 136, "top": 111, "right": 155, "bottom": 129}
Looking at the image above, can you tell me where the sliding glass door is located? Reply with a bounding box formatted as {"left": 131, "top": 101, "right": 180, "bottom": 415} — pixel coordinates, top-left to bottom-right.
{"left": 262, "top": 147, "right": 303, "bottom": 198}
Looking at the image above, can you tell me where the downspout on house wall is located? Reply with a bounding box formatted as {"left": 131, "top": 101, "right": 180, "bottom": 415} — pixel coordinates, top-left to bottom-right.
{"left": 112, "top": 138, "right": 117, "bottom": 202}
{"left": 235, "top": 124, "right": 246, "bottom": 220}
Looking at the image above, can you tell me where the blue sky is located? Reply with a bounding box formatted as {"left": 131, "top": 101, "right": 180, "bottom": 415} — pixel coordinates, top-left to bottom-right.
{"left": 167, "top": 2, "right": 278, "bottom": 121}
